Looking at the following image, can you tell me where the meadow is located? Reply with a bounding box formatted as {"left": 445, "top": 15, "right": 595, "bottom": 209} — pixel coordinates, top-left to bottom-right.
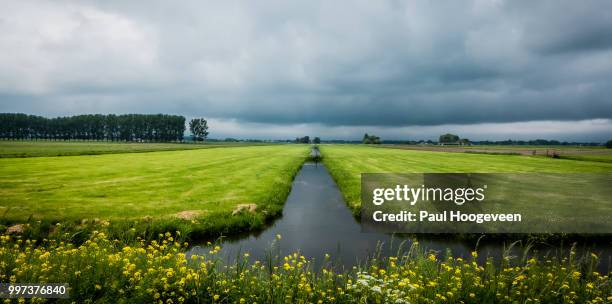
{"left": 0, "top": 142, "right": 610, "bottom": 303}
{"left": 380, "top": 144, "right": 611, "bottom": 158}
{"left": 320, "top": 145, "right": 612, "bottom": 212}
{"left": 558, "top": 154, "right": 612, "bottom": 164}
{"left": 0, "top": 140, "right": 259, "bottom": 158}
{"left": 0, "top": 144, "right": 309, "bottom": 239}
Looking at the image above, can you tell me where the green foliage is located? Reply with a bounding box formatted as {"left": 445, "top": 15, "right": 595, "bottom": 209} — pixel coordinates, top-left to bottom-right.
{"left": 295, "top": 136, "right": 310, "bottom": 143}
{"left": 189, "top": 118, "right": 209, "bottom": 141}
{"left": 362, "top": 133, "right": 381, "bottom": 144}
{"left": 313, "top": 137, "right": 321, "bottom": 144}
{"left": 1, "top": 233, "right": 609, "bottom": 303}
{"left": 459, "top": 138, "right": 470, "bottom": 145}
{"left": 439, "top": 133, "right": 460, "bottom": 143}
{"left": 0, "top": 113, "right": 186, "bottom": 142}
{"left": 606, "top": 140, "right": 612, "bottom": 148}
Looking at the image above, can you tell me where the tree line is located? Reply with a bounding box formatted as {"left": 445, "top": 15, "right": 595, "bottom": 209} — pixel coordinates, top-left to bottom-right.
{"left": 0, "top": 113, "right": 186, "bottom": 142}
{"left": 294, "top": 136, "right": 321, "bottom": 144}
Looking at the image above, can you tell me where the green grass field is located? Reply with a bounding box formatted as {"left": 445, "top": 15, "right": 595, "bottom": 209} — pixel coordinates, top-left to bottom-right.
{"left": 380, "top": 144, "right": 612, "bottom": 157}
{"left": 438, "top": 145, "right": 605, "bottom": 150}
{"left": 321, "top": 145, "right": 612, "bottom": 211}
{"left": 0, "top": 140, "right": 260, "bottom": 158}
{"left": 0, "top": 142, "right": 610, "bottom": 302}
{"left": 559, "top": 154, "right": 612, "bottom": 163}
{"left": 0, "top": 145, "right": 308, "bottom": 223}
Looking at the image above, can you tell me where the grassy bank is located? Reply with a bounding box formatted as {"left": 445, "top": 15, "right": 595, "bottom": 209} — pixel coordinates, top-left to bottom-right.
{"left": 1, "top": 232, "right": 609, "bottom": 303}
{"left": 320, "top": 145, "right": 612, "bottom": 212}
{"left": 0, "top": 140, "right": 263, "bottom": 158}
{"left": 0, "top": 145, "right": 309, "bottom": 240}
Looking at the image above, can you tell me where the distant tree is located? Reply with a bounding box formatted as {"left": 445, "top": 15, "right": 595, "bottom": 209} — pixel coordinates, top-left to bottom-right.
{"left": 439, "top": 133, "right": 460, "bottom": 144}
{"left": 363, "top": 133, "right": 381, "bottom": 144}
{"left": 313, "top": 137, "right": 321, "bottom": 144}
{"left": 189, "top": 118, "right": 209, "bottom": 141}
{"left": 606, "top": 140, "right": 612, "bottom": 148}
{"left": 295, "top": 136, "right": 309, "bottom": 143}
{"left": 0, "top": 113, "right": 185, "bottom": 142}
{"left": 459, "top": 138, "right": 471, "bottom": 145}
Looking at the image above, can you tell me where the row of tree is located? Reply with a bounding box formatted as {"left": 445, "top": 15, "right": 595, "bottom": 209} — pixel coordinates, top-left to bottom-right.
{"left": 0, "top": 113, "right": 186, "bottom": 142}
{"left": 294, "top": 136, "right": 321, "bottom": 144}
{"left": 439, "top": 133, "right": 470, "bottom": 145}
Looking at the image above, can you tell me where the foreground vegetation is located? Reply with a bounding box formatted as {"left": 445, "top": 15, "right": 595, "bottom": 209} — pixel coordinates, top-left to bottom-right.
{"left": 0, "top": 145, "right": 308, "bottom": 239}
{"left": 0, "top": 141, "right": 260, "bottom": 158}
{"left": 1, "top": 232, "right": 609, "bottom": 303}
{"left": 320, "top": 145, "right": 612, "bottom": 211}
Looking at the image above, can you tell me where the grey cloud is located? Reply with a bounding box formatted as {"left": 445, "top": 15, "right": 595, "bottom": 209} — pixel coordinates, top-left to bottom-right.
{"left": 0, "top": 0, "right": 611, "bottom": 137}
{"left": 510, "top": 1, "right": 612, "bottom": 55}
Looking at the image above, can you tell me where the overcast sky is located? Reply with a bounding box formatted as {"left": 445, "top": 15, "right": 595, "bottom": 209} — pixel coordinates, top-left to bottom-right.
{"left": 1, "top": 0, "right": 611, "bottom": 141}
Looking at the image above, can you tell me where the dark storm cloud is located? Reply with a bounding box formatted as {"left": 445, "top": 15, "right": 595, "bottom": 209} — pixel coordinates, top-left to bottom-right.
{"left": 510, "top": 1, "right": 612, "bottom": 55}
{"left": 0, "top": 0, "right": 611, "bottom": 132}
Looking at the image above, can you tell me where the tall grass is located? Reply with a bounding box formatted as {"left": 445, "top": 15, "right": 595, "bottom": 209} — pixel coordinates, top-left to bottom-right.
{"left": 1, "top": 233, "right": 609, "bottom": 303}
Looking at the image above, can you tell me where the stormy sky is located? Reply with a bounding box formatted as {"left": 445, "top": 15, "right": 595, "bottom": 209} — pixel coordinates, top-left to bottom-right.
{"left": 1, "top": 0, "right": 611, "bottom": 141}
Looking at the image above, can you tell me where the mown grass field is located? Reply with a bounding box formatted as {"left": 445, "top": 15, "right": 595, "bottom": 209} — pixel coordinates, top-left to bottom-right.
{"left": 0, "top": 142, "right": 610, "bottom": 303}
{"left": 559, "top": 154, "right": 612, "bottom": 164}
{"left": 0, "top": 145, "right": 308, "bottom": 226}
{"left": 380, "top": 144, "right": 612, "bottom": 157}
{"left": 321, "top": 145, "right": 612, "bottom": 211}
{"left": 384, "top": 144, "right": 607, "bottom": 151}
{"left": 0, "top": 140, "right": 260, "bottom": 158}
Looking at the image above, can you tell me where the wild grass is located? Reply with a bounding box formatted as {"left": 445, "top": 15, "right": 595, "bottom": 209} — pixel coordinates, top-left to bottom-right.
{"left": 0, "top": 232, "right": 609, "bottom": 303}
{"left": 0, "top": 145, "right": 309, "bottom": 240}
{"left": 0, "top": 140, "right": 263, "bottom": 158}
{"left": 320, "top": 145, "right": 612, "bottom": 212}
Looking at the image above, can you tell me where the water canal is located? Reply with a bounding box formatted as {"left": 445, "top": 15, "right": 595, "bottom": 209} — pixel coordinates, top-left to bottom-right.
{"left": 190, "top": 161, "right": 610, "bottom": 271}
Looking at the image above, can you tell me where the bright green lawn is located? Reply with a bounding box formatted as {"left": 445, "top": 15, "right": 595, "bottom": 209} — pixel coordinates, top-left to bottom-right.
{"left": 0, "top": 140, "right": 259, "bottom": 158}
{"left": 0, "top": 145, "right": 309, "bottom": 221}
{"left": 321, "top": 145, "right": 612, "bottom": 211}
